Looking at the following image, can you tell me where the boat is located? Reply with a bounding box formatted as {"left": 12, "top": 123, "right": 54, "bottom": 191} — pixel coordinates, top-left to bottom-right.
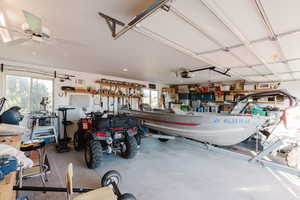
{"left": 121, "top": 90, "right": 297, "bottom": 146}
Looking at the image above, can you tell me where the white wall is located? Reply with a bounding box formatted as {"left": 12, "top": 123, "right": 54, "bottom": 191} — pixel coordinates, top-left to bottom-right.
{"left": 279, "top": 81, "right": 300, "bottom": 99}
{"left": 0, "top": 59, "right": 167, "bottom": 137}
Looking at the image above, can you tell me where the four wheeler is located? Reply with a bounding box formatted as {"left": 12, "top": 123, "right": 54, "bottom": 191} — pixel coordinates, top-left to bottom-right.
{"left": 73, "top": 112, "right": 98, "bottom": 151}
{"left": 73, "top": 112, "right": 141, "bottom": 169}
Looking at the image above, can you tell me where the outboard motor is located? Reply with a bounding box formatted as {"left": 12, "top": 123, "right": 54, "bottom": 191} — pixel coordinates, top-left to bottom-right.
{"left": 0, "top": 98, "right": 23, "bottom": 125}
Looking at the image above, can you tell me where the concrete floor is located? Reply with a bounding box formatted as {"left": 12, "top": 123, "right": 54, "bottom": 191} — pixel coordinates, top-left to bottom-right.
{"left": 18, "top": 137, "right": 300, "bottom": 200}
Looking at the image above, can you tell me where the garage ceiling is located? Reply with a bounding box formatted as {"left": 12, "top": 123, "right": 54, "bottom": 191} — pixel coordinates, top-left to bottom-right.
{"left": 138, "top": 0, "right": 300, "bottom": 82}
{"left": 1, "top": 0, "right": 300, "bottom": 84}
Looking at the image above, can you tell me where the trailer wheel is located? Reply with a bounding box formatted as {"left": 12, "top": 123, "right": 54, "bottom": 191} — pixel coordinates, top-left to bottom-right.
{"left": 101, "top": 170, "right": 121, "bottom": 187}
{"left": 85, "top": 138, "right": 102, "bottom": 169}
{"left": 121, "top": 136, "right": 138, "bottom": 159}
{"left": 119, "top": 193, "right": 137, "bottom": 200}
{"left": 287, "top": 146, "right": 300, "bottom": 170}
{"left": 158, "top": 138, "right": 169, "bottom": 142}
{"left": 73, "top": 131, "right": 82, "bottom": 151}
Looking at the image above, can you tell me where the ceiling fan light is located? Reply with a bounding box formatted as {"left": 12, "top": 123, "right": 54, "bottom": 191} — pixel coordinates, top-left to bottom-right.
{"left": 0, "top": 12, "right": 12, "bottom": 43}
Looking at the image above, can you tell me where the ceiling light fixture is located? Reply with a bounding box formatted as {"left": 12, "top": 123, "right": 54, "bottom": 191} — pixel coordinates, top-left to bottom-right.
{"left": 123, "top": 68, "right": 128, "bottom": 72}
{"left": 0, "top": 11, "right": 12, "bottom": 43}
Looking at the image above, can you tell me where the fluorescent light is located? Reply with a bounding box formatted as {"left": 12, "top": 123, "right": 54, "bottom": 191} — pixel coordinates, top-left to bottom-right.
{"left": 0, "top": 11, "right": 12, "bottom": 43}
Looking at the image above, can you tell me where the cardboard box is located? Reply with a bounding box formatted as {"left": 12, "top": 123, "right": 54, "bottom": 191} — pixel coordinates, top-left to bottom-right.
{"left": 257, "top": 83, "right": 271, "bottom": 90}
{"left": 221, "top": 85, "right": 231, "bottom": 91}
{"left": 234, "top": 80, "right": 245, "bottom": 90}
{"left": 215, "top": 95, "right": 224, "bottom": 102}
{"left": 244, "top": 84, "right": 255, "bottom": 91}
{"left": 220, "top": 104, "right": 232, "bottom": 112}
{"left": 225, "top": 94, "right": 235, "bottom": 101}
{"left": 163, "top": 88, "right": 176, "bottom": 94}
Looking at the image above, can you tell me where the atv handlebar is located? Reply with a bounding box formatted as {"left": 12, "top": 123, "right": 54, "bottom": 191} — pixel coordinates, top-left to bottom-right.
{"left": 85, "top": 111, "right": 108, "bottom": 118}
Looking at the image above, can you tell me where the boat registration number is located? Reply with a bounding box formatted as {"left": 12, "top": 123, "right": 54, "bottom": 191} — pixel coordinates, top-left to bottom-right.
{"left": 213, "top": 118, "right": 251, "bottom": 124}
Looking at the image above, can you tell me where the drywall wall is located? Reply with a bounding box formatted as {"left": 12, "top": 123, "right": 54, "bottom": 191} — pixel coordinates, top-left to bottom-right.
{"left": 279, "top": 81, "right": 300, "bottom": 99}
{"left": 0, "top": 59, "right": 167, "bottom": 138}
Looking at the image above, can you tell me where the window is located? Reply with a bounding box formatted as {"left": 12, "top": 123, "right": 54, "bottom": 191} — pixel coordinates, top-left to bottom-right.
{"left": 5, "top": 75, "right": 53, "bottom": 113}
{"left": 142, "top": 89, "right": 151, "bottom": 105}
{"left": 142, "top": 88, "right": 160, "bottom": 108}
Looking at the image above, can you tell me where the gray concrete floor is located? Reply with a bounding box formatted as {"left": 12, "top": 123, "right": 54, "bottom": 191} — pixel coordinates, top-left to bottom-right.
{"left": 18, "top": 138, "right": 300, "bottom": 200}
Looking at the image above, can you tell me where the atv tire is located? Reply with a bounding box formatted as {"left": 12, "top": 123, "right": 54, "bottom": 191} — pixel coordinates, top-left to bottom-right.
{"left": 119, "top": 193, "right": 137, "bottom": 200}
{"left": 121, "top": 136, "right": 138, "bottom": 159}
{"left": 85, "top": 138, "right": 103, "bottom": 169}
{"left": 158, "top": 138, "right": 169, "bottom": 142}
{"left": 134, "top": 134, "right": 141, "bottom": 146}
{"left": 74, "top": 131, "right": 83, "bottom": 151}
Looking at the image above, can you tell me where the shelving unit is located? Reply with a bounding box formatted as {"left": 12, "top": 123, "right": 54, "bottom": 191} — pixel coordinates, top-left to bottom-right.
{"left": 96, "top": 81, "right": 144, "bottom": 90}
{"left": 96, "top": 80, "right": 145, "bottom": 99}
{"left": 170, "top": 81, "right": 286, "bottom": 114}
{"left": 62, "top": 89, "right": 97, "bottom": 95}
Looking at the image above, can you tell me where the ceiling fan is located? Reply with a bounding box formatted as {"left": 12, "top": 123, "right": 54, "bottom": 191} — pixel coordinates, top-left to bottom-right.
{"left": 176, "top": 66, "right": 232, "bottom": 79}
{"left": 0, "top": 10, "right": 86, "bottom": 47}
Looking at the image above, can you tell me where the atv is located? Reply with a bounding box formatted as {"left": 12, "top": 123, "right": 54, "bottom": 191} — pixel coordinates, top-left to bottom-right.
{"left": 73, "top": 112, "right": 141, "bottom": 169}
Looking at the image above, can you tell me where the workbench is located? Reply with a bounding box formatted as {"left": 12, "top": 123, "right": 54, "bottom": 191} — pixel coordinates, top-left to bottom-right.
{"left": 0, "top": 136, "right": 22, "bottom": 200}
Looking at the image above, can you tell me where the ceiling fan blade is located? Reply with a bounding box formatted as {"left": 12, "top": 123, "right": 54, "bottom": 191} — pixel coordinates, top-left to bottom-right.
{"left": 23, "top": 10, "right": 42, "bottom": 33}
{"left": 0, "top": 25, "right": 23, "bottom": 34}
{"left": 53, "top": 37, "right": 88, "bottom": 48}
{"left": 4, "top": 38, "right": 31, "bottom": 46}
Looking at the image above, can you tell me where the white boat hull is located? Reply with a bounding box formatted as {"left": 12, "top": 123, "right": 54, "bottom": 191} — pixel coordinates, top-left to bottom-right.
{"left": 123, "top": 110, "right": 268, "bottom": 146}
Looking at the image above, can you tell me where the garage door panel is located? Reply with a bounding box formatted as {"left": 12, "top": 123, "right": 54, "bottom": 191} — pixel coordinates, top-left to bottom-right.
{"left": 251, "top": 41, "right": 279, "bottom": 63}
{"left": 201, "top": 51, "right": 244, "bottom": 67}
{"left": 213, "top": 0, "right": 268, "bottom": 40}
{"left": 230, "top": 46, "right": 261, "bottom": 66}
{"left": 141, "top": 10, "right": 219, "bottom": 53}
{"left": 264, "top": 75, "right": 279, "bottom": 81}
{"left": 268, "top": 63, "right": 290, "bottom": 73}
{"left": 247, "top": 76, "right": 267, "bottom": 82}
{"left": 279, "top": 34, "right": 300, "bottom": 60}
{"left": 230, "top": 67, "right": 256, "bottom": 76}
{"left": 292, "top": 72, "right": 300, "bottom": 79}
{"left": 261, "top": 0, "right": 300, "bottom": 34}
{"left": 278, "top": 74, "right": 293, "bottom": 80}
{"left": 172, "top": 0, "right": 240, "bottom": 47}
{"left": 288, "top": 60, "right": 300, "bottom": 71}
{"left": 252, "top": 65, "right": 271, "bottom": 74}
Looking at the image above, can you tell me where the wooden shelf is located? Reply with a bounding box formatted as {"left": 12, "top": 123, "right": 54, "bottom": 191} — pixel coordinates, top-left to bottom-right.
{"left": 62, "top": 89, "right": 97, "bottom": 95}
{"left": 96, "top": 81, "right": 145, "bottom": 89}
{"left": 252, "top": 101, "right": 283, "bottom": 105}
{"left": 227, "top": 89, "right": 276, "bottom": 93}
{"left": 198, "top": 100, "right": 282, "bottom": 105}
{"left": 100, "top": 94, "right": 142, "bottom": 99}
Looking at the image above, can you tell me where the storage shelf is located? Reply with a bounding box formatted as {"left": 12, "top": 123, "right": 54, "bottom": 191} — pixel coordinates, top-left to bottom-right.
{"left": 227, "top": 89, "right": 276, "bottom": 93}
{"left": 252, "top": 101, "right": 283, "bottom": 105}
{"left": 62, "top": 89, "right": 97, "bottom": 95}
{"left": 194, "top": 100, "right": 283, "bottom": 105}
{"left": 96, "top": 81, "right": 145, "bottom": 89}
{"left": 100, "top": 94, "right": 142, "bottom": 99}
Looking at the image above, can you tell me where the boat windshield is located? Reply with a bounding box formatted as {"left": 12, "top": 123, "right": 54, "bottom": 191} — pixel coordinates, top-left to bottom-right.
{"left": 230, "top": 99, "right": 248, "bottom": 114}
{"left": 230, "top": 90, "right": 297, "bottom": 115}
